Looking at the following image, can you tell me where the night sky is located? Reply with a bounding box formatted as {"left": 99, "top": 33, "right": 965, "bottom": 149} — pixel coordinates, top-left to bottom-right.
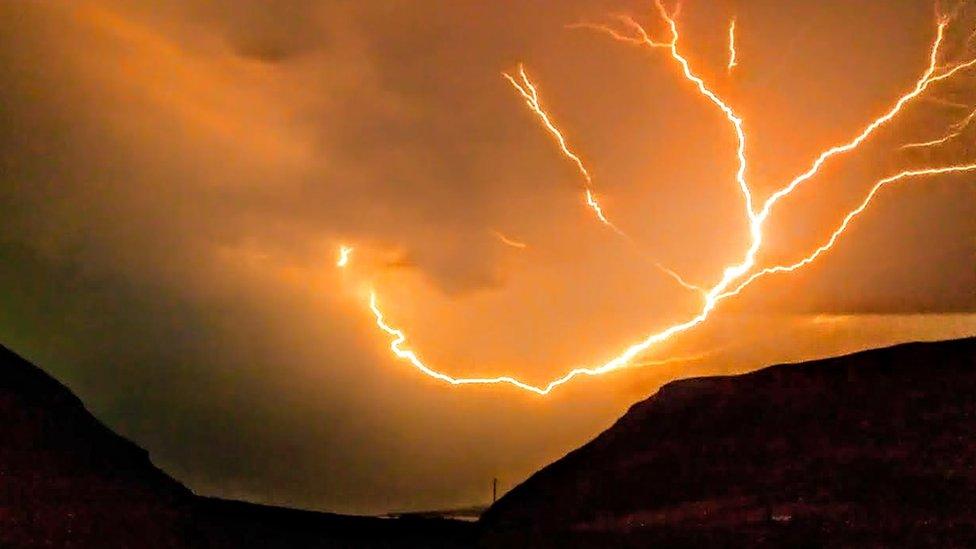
{"left": 1, "top": 0, "right": 974, "bottom": 514}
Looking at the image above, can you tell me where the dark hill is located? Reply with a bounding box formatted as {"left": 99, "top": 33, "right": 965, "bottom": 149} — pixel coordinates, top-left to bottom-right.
{"left": 6, "top": 337, "right": 976, "bottom": 547}
{"left": 0, "top": 344, "right": 473, "bottom": 547}
{"left": 481, "top": 337, "right": 976, "bottom": 547}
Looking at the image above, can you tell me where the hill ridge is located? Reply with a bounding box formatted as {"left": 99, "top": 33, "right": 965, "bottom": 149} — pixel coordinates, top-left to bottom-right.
{"left": 482, "top": 337, "right": 976, "bottom": 547}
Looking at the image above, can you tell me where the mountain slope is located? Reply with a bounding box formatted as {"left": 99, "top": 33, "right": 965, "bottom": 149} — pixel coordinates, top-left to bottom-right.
{"left": 0, "top": 344, "right": 473, "bottom": 547}
{"left": 481, "top": 338, "right": 976, "bottom": 546}
{"left": 0, "top": 344, "right": 194, "bottom": 546}
{"left": 6, "top": 335, "right": 975, "bottom": 547}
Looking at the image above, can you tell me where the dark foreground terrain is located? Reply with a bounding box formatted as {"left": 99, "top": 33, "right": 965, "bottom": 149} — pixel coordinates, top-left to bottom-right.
{"left": 1, "top": 337, "right": 974, "bottom": 547}
{"left": 0, "top": 344, "right": 474, "bottom": 548}
{"left": 483, "top": 337, "right": 976, "bottom": 547}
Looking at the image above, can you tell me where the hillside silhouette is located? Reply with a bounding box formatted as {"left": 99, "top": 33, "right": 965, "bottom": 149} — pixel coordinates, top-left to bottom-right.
{"left": 3, "top": 338, "right": 975, "bottom": 546}
{"left": 0, "top": 344, "right": 474, "bottom": 547}
{"left": 482, "top": 337, "right": 976, "bottom": 547}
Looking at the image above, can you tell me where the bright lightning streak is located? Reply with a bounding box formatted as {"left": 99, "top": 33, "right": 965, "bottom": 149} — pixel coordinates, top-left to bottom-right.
{"left": 493, "top": 230, "right": 528, "bottom": 249}
{"left": 655, "top": 262, "right": 706, "bottom": 295}
{"left": 901, "top": 105, "right": 976, "bottom": 149}
{"left": 592, "top": 2, "right": 756, "bottom": 223}
{"left": 727, "top": 18, "right": 738, "bottom": 73}
{"left": 351, "top": 4, "right": 976, "bottom": 396}
{"left": 503, "top": 60, "right": 695, "bottom": 289}
{"left": 720, "top": 163, "right": 976, "bottom": 299}
{"left": 756, "top": 19, "right": 976, "bottom": 222}
{"left": 337, "top": 245, "right": 353, "bottom": 268}
{"left": 364, "top": 163, "right": 975, "bottom": 395}
{"left": 369, "top": 291, "right": 551, "bottom": 395}
{"left": 583, "top": 189, "right": 619, "bottom": 231}
{"left": 502, "top": 64, "right": 625, "bottom": 235}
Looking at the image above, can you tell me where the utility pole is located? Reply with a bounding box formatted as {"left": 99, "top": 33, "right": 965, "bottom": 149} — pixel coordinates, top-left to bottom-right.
{"left": 492, "top": 478, "right": 498, "bottom": 504}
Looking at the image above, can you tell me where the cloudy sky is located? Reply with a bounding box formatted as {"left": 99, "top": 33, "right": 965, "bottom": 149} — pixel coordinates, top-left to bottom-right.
{"left": 1, "top": 0, "right": 974, "bottom": 513}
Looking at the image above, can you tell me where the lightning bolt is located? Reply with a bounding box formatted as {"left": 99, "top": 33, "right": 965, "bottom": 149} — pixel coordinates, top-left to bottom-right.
{"left": 336, "top": 245, "right": 353, "bottom": 268}
{"left": 720, "top": 163, "right": 976, "bottom": 299}
{"left": 578, "top": 3, "right": 755, "bottom": 224}
{"left": 347, "top": 2, "right": 976, "bottom": 396}
{"left": 503, "top": 61, "right": 699, "bottom": 292}
{"left": 901, "top": 105, "right": 976, "bottom": 149}
{"left": 655, "top": 262, "right": 706, "bottom": 295}
{"left": 757, "top": 18, "right": 975, "bottom": 220}
{"left": 493, "top": 230, "right": 528, "bottom": 249}
{"left": 369, "top": 291, "right": 554, "bottom": 395}
{"left": 727, "top": 18, "right": 738, "bottom": 74}
{"left": 502, "top": 64, "right": 625, "bottom": 236}
{"left": 583, "top": 188, "right": 618, "bottom": 230}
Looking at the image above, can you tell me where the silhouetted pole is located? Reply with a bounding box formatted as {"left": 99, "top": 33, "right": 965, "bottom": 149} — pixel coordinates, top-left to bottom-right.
{"left": 492, "top": 478, "right": 498, "bottom": 503}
